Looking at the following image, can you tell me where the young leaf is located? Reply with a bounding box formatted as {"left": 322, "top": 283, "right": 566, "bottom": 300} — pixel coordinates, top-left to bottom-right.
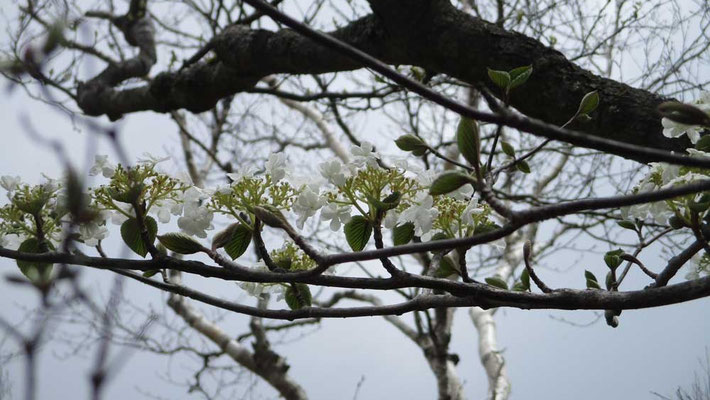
{"left": 393, "top": 222, "right": 415, "bottom": 246}
{"left": 456, "top": 117, "right": 480, "bottom": 167}
{"left": 586, "top": 278, "right": 602, "bottom": 290}
{"left": 584, "top": 270, "right": 598, "bottom": 283}
{"left": 429, "top": 171, "right": 474, "bottom": 195}
{"left": 158, "top": 232, "right": 204, "bottom": 254}
{"left": 395, "top": 134, "right": 428, "bottom": 155}
{"left": 224, "top": 223, "right": 252, "bottom": 260}
{"left": 16, "top": 238, "right": 54, "bottom": 283}
{"left": 485, "top": 276, "right": 508, "bottom": 290}
{"left": 512, "top": 281, "right": 528, "bottom": 292}
{"left": 604, "top": 249, "right": 624, "bottom": 270}
{"left": 616, "top": 220, "right": 637, "bottom": 231}
{"left": 695, "top": 135, "right": 710, "bottom": 152}
{"left": 515, "top": 160, "right": 531, "bottom": 174}
{"left": 285, "top": 284, "right": 312, "bottom": 310}
{"left": 520, "top": 268, "right": 530, "bottom": 290}
{"left": 435, "top": 256, "right": 459, "bottom": 279}
{"left": 120, "top": 216, "right": 158, "bottom": 257}
{"left": 344, "top": 216, "right": 372, "bottom": 251}
{"left": 508, "top": 65, "right": 533, "bottom": 90}
{"left": 500, "top": 141, "right": 515, "bottom": 157}
{"left": 487, "top": 68, "right": 511, "bottom": 89}
{"left": 576, "top": 90, "right": 599, "bottom": 116}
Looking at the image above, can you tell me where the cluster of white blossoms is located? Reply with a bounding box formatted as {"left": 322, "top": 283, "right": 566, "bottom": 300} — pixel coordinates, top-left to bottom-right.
{"left": 624, "top": 91, "right": 710, "bottom": 278}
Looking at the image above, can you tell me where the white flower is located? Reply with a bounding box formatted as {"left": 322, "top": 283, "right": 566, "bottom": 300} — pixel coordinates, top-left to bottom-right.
{"left": 350, "top": 141, "right": 380, "bottom": 168}
{"left": 319, "top": 159, "right": 348, "bottom": 186}
{"left": 41, "top": 174, "right": 60, "bottom": 192}
{"left": 137, "top": 152, "right": 170, "bottom": 166}
{"left": 0, "top": 234, "right": 22, "bottom": 250}
{"left": 227, "top": 165, "right": 258, "bottom": 183}
{"left": 292, "top": 187, "right": 325, "bottom": 228}
{"left": 383, "top": 210, "right": 399, "bottom": 229}
{"left": 79, "top": 222, "right": 109, "bottom": 247}
{"left": 111, "top": 204, "right": 135, "bottom": 225}
{"left": 415, "top": 170, "right": 438, "bottom": 187}
{"left": 320, "top": 203, "right": 352, "bottom": 231}
{"left": 178, "top": 187, "right": 214, "bottom": 238}
{"left": 462, "top": 199, "right": 484, "bottom": 226}
{"left": 237, "top": 262, "right": 286, "bottom": 298}
{"left": 661, "top": 103, "right": 710, "bottom": 144}
{"left": 398, "top": 194, "right": 438, "bottom": 235}
{"left": 89, "top": 155, "right": 116, "bottom": 178}
{"left": 0, "top": 176, "right": 21, "bottom": 192}
{"left": 152, "top": 198, "right": 182, "bottom": 223}
{"left": 449, "top": 184, "right": 474, "bottom": 201}
{"left": 265, "top": 153, "right": 287, "bottom": 182}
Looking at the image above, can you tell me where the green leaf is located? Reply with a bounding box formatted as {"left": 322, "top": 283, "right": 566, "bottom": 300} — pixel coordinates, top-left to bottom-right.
{"left": 690, "top": 200, "right": 710, "bottom": 213}
{"left": 696, "top": 135, "right": 710, "bottom": 152}
{"left": 395, "top": 135, "right": 428, "bottom": 156}
{"left": 253, "top": 205, "right": 290, "bottom": 229}
{"left": 512, "top": 281, "right": 528, "bottom": 292}
{"left": 224, "top": 223, "right": 252, "bottom": 260}
{"left": 605, "top": 271, "right": 615, "bottom": 290}
{"left": 285, "top": 284, "right": 312, "bottom": 310}
{"left": 487, "top": 68, "right": 511, "bottom": 89}
{"left": 120, "top": 216, "right": 158, "bottom": 257}
{"left": 212, "top": 223, "right": 238, "bottom": 250}
{"left": 17, "top": 238, "right": 54, "bottom": 283}
{"left": 456, "top": 117, "right": 481, "bottom": 166}
{"left": 475, "top": 221, "right": 502, "bottom": 234}
{"left": 109, "top": 184, "right": 143, "bottom": 204}
{"left": 393, "top": 222, "right": 415, "bottom": 246}
{"left": 586, "top": 278, "right": 602, "bottom": 290}
{"left": 142, "top": 269, "right": 160, "bottom": 278}
{"left": 367, "top": 191, "right": 401, "bottom": 212}
{"left": 669, "top": 216, "right": 685, "bottom": 230}
{"left": 435, "top": 256, "right": 459, "bottom": 279}
{"left": 515, "top": 160, "right": 531, "bottom": 174}
{"left": 520, "top": 268, "right": 530, "bottom": 290}
{"left": 584, "top": 270, "right": 598, "bottom": 283}
{"left": 508, "top": 65, "right": 533, "bottom": 90}
{"left": 576, "top": 90, "right": 599, "bottom": 116}
{"left": 158, "top": 233, "right": 203, "bottom": 255}
{"left": 430, "top": 232, "right": 452, "bottom": 242}
{"left": 344, "top": 216, "right": 372, "bottom": 251}
{"left": 429, "top": 171, "right": 474, "bottom": 195}
{"left": 604, "top": 249, "right": 624, "bottom": 270}
{"left": 617, "top": 220, "right": 637, "bottom": 231}
{"left": 500, "top": 141, "right": 515, "bottom": 157}
{"left": 485, "top": 276, "right": 508, "bottom": 290}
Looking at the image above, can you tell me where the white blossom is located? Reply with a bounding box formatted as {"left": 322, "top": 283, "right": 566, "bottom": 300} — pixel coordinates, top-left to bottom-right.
{"left": 292, "top": 187, "right": 325, "bottom": 229}
{"left": 383, "top": 210, "right": 399, "bottom": 229}
{"left": 227, "top": 165, "right": 258, "bottom": 183}
{"left": 178, "top": 187, "right": 214, "bottom": 238}
{"left": 462, "top": 199, "right": 485, "bottom": 226}
{"left": 0, "top": 234, "right": 22, "bottom": 250}
{"left": 237, "top": 262, "right": 285, "bottom": 298}
{"left": 152, "top": 198, "right": 182, "bottom": 223}
{"left": 661, "top": 101, "right": 710, "bottom": 144}
{"left": 350, "top": 141, "right": 380, "bottom": 168}
{"left": 89, "top": 155, "right": 116, "bottom": 178}
{"left": 79, "top": 222, "right": 109, "bottom": 247}
{"left": 137, "top": 152, "right": 170, "bottom": 166}
{"left": 398, "top": 194, "right": 438, "bottom": 235}
{"left": 0, "top": 176, "right": 21, "bottom": 192}
{"left": 111, "top": 204, "right": 135, "bottom": 225}
{"left": 265, "top": 153, "right": 287, "bottom": 181}
{"left": 320, "top": 203, "right": 352, "bottom": 231}
{"left": 319, "top": 159, "right": 348, "bottom": 186}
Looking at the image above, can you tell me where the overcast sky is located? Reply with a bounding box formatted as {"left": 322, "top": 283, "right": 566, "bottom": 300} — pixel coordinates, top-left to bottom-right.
{"left": 1, "top": 1, "right": 709, "bottom": 399}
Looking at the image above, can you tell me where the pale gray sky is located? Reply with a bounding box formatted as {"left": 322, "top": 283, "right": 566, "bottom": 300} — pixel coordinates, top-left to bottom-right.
{"left": 0, "top": 1, "right": 709, "bottom": 399}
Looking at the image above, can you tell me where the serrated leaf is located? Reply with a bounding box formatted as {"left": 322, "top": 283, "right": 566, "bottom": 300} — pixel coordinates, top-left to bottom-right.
{"left": 500, "top": 141, "right": 515, "bottom": 157}
{"left": 393, "top": 222, "right": 415, "bottom": 246}
{"left": 485, "top": 276, "right": 508, "bottom": 290}
{"left": 285, "top": 284, "right": 312, "bottom": 310}
{"left": 430, "top": 171, "right": 474, "bottom": 195}
{"left": 224, "top": 223, "right": 252, "bottom": 260}
{"left": 344, "top": 216, "right": 372, "bottom": 251}
{"left": 577, "top": 90, "right": 599, "bottom": 116}
{"left": 508, "top": 65, "right": 533, "bottom": 90}
{"left": 515, "top": 160, "right": 531, "bottom": 174}
{"left": 120, "top": 216, "right": 158, "bottom": 257}
{"left": 17, "top": 238, "right": 54, "bottom": 283}
{"left": 520, "top": 268, "right": 530, "bottom": 290}
{"left": 435, "top": 256, "right": 459, "bottom": 278}
{"left": 617, "top": 220, "right": 637, "bottom": 231}
{"left": 158, "top": 233, "right": 203, "bottom": 255}
{"left": 487, "top": 68, "right": 511, "bottom": 89}
{"left": 456, "top": 117, "right": 480, "bottom": 167}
